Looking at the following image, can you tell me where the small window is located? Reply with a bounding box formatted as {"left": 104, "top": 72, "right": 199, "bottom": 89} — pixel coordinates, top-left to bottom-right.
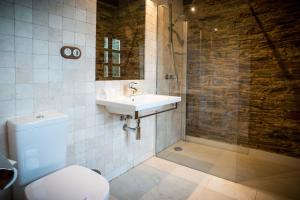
{"left": 112, "top": 52, "right": 120, "bottom": 64}
{"left": 104, "top": 51, "right": 109, "bottom": 63}
{"left": 104, "top": 37, "right": 109, "bottom": 49}
{"left": 112, "top": 39, "right": 120, "bottom": 51}
{"left": 102, "top": 37, "right": 121, "bottom": 78}
{"left": 104, "top": 64, "right": 109, "bottom": 77}
{"left": 112, "top": 66, "right": 120, "bottom": 77}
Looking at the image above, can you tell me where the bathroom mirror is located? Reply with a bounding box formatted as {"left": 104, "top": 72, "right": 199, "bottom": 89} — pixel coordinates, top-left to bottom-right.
{"left": 95, "top": 0, "right": 145, "bottom": 80}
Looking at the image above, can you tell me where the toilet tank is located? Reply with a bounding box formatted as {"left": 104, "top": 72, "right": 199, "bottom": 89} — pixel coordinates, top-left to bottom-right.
{"left": 7, "top": 112, "right": 68, "bottom": 186}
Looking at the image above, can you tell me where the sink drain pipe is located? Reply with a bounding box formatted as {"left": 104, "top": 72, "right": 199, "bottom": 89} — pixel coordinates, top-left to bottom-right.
{"left": 120, "top": 103, "right": 178, "bottom": 140}
{"left": 121, "top": 115, "right": 141, "bottom": 140}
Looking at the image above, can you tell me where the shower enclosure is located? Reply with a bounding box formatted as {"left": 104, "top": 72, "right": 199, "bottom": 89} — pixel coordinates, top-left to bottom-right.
{"left": 155, "top": 0, "right": 300, "bottom": 199}
{"left": 156, "top": 0, "right": 187, "bottom": 153}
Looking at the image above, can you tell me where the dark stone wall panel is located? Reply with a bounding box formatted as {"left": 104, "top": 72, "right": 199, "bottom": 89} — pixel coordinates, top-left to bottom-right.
{"left": 185, "top": 0, "right": 300, "bottom": 157}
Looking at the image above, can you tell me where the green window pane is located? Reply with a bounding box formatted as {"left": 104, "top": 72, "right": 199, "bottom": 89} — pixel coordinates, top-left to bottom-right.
{"left": 112, "top": 52, "right": 120, "bottom": 64}
{"left": 112, "top": 66, "right": 120, "bottom": 77}
{"left": 104, "top": 65, "right": 109, "bottom": 77}
{"left": 112, "top": 38, "right": 120, "bottom": 51}
{"left": 104, "top": 51, "right": 108, "bottom": 63}
{"left": 104, "top": 37, "right": 108, "bottom": 49}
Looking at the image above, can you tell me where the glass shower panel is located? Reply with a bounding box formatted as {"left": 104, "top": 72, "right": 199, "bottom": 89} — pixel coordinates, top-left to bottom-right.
{"left": 186, "top": 27, "right": 241, "bottom": 145}
{"left": 187, "top": 29, "right": 242, "bottom": 181}
{"left": 156, "top": 0, "right": 300, "bottom": 199}
{"left": 156, "top": 2, "right": 187, "bottom": 154}
{"left": 155, "top": 0, "right": 245, "bottom": 183}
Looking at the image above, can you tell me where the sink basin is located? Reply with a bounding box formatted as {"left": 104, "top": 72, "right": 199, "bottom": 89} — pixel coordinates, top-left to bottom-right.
{"left": 96, "top": 94, "right": 181, "bottom": 116}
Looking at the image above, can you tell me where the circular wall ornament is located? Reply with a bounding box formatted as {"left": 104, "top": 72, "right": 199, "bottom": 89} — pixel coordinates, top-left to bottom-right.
{"left": 64, "top": 48, "right": 72, "bottom": 56}
{"left": 60, "top": 46, "right": 82, "bottom": 59}
{"left": 73, "top": 49, "right": 81, "bottom": 57}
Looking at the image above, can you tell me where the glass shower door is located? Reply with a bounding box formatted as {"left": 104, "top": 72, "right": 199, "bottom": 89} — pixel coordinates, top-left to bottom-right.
{"left": 155, "top": 2, "right": 187, "bottom": 154}
{"left": 155, "top": 0, "right": 247, "bottom": 183}
{"left": 155, "top": 1, "right": 300, "bottom": 199}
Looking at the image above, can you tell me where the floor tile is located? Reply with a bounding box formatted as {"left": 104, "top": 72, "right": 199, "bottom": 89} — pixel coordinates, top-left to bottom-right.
{"left": 110, "top": 148, "right": 300, "bottom": 200}
{"left": 157, "top": 140, "right": 300, "bottom": 199}
{"left": 197, "top": 188, "right": 237, "bottom": 200}
{"left": 206, "top": 176, "right": 256, "bottom": 200}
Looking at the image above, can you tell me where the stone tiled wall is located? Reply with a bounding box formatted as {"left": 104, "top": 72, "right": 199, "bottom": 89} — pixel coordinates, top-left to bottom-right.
{"left": 186, "top": 0, "right": 300, "bottom": 157}
{"left": 0, "top": 0, "right": 157, "bottom": 198}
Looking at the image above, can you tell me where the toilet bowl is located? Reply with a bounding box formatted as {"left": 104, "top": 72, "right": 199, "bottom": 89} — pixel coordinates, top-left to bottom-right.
{"left": 25, "top": 165, "right": 109, "bottom": 200}
{"left": 7, "top": 112, "right": 109, "bottom": 200}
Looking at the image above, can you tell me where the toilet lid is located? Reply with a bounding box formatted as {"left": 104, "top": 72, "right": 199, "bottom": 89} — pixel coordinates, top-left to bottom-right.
{"left": 25, "top": 165, "right": 109, "bottom": 200}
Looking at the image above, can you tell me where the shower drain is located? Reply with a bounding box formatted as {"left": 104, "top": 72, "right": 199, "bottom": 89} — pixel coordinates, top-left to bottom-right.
{"left": 174, "top": 147, "right": 183, "bottom": 151}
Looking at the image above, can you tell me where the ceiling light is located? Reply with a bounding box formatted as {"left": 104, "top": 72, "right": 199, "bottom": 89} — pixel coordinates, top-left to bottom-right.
{"left": 190, "top": 6, "right": 196, "bottom": 12}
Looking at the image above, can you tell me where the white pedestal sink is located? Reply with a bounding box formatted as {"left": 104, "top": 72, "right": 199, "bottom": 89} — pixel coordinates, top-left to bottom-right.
{"left": 96, "top": 94, "right": 181, "bottom": 118}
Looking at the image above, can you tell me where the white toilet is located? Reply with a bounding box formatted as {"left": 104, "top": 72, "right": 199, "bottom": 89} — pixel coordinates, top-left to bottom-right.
{"left": 7, "top": 112, "right": 109, "bottom": 200}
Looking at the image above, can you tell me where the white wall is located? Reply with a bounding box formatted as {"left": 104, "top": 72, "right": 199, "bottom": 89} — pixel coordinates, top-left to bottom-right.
{"left": 0, "top": 0, "right": 157, "bottom": 198}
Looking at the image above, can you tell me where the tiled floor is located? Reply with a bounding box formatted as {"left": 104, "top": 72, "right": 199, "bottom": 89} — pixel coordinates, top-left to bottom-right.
{"left": 156, "top": 140, "right": 300, "bottom": 200}
{"left": 110, "top": 157, "right": 258, "bottom": 200}
{"left": 109, "top": 141, "right": 300, "bottom": 200}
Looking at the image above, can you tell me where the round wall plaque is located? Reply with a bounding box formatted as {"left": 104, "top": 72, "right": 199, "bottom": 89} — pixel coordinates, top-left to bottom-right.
{"left": 60, "top": 46, "right": 81, "bottom": 59}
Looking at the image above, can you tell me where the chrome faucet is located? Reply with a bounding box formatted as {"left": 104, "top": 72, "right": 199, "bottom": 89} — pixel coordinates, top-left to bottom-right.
{"left": 128, "top": 82, "right": 138, "bottom": 96}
